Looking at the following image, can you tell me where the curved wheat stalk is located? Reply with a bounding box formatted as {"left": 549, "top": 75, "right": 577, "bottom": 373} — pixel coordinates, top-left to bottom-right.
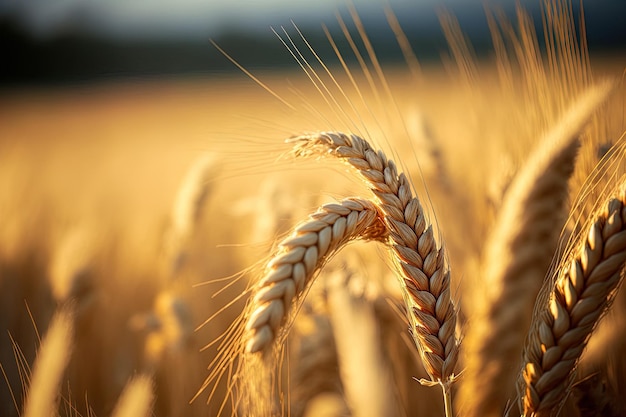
{"left": 292, "top": 132, "right": 460, "bottom": 407}
{"left": 520, "top": 177, "right": 626, "bottom": 416}
{"left": 459, "top": 81, "right": 614, "bottom": 416}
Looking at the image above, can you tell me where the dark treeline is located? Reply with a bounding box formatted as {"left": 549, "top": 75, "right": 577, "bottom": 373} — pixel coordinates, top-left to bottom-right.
{"left": 1, "top": 19, "right": 448, "bottom": 87}
{"left": 2, "top": 2, "right": 625, "bottom": 88}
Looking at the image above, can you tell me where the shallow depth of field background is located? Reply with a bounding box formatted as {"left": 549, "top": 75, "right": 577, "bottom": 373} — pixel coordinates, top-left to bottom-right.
{"left": 1, "top": 1, "right": 625, "bottom": 416}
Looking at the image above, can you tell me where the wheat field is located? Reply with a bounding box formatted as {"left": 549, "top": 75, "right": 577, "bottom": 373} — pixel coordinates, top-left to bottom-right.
{"left": 1, "top": 1, "right": 626, "bottom": 416}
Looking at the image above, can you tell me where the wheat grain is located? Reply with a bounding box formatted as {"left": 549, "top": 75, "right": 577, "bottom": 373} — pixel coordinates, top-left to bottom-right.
{"left": 520, "top": 177, "right": 626, "bottom": 416}
{"left": 292, "top": 132, "right": 460, "bottom": 390}
{"left": 459, "top": 81, "right": 614, "bottom": 416}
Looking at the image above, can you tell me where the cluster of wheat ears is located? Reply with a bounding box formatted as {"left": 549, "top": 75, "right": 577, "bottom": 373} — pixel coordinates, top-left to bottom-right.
{"left": 2, "top": 0, "right": 626, "bottom": 416}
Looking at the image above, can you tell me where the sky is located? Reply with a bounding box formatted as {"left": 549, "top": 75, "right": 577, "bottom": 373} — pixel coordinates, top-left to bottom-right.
{"left": 0, "top": 0, "right": 518, "bottom": 40}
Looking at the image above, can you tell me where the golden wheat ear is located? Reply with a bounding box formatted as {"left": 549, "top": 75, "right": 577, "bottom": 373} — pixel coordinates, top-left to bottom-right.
{"left": 288, "top": 282, "right": 345, "bottom": 417}
{"left": 22, "top": 309, "right": 73, "bottom": 417}
{"left": 164, "top": 154, "right": 220, "bottom": 279}
{"left": 326, "top": 266, "right": 401, "bottom": 417}
{"left": 110, "top": 374, "right": 154, "bottom": 417}
{"left": 292, "top": 132, "right": 460, "bottom": 412}
{"left": 48, "top": 226, "right": 97, "bottom": 315}
{"left": 244, "top": 198, "right": 387, "bottom": 356}
{"left": 458, "top": 80, "right": 614, "bottom": 417}
{"left": 519, "top": 174, "right": 626, "bottom": 417}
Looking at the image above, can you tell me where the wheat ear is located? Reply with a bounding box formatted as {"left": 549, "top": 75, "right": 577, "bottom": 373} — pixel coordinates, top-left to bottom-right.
{"left": 196, "top": 198, "right": 384, "bottom": 415}
{"left": 233, "top": 198, "right": 386, "bottom": 416}
{"left": 48, "top": 226, "right": 97, "bottom": 314}
{"left": 22, "top": 309, "right": 73, "bottom": 417}
{"left": 244, "top": 197, "right": 386, "bottom": 355}
{"left": 459, "top": 81, "right": 614, "bottom": 416}
{"left": 326, "top": 267, "right": 401, "bottom": 417}
{"left": 165, "top": 154, "right": 219, "bottom": 277}
{"left": 292, "top": 132, "right": 460, "bottom": 392}
{"left": 110, "top": 375, "right": 154, "bottom": 417}
{"left": 521, "top": 177, "right": 626, "bottom": 416}
{"left": 289, "top": 281, "right": 344, "bottom": 417}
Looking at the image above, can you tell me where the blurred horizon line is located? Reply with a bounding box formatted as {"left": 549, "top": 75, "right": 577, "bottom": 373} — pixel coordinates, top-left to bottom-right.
{"left": 3, "top": 1, "right": 625, "bottom": 88}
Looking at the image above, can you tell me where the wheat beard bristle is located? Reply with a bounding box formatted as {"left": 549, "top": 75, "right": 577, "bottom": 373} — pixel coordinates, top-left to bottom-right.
{"left": 521, "top": 179, "right": 626, "bottom": 416}
{"left": 292, "top": 131, "right": 460, "bottom": 385}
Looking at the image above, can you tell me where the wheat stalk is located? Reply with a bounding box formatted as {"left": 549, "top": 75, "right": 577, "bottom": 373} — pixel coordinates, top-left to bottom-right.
{"left": 520, "top": 177, "right": 626, "bottom": 416}
{"left": 292, "top": 132, "right": 460, "bottom": 410}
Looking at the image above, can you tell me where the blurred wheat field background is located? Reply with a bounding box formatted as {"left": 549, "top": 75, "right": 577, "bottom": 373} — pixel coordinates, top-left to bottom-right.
{"left": 1, "top": 1, "right": 626, "bottom": 416}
